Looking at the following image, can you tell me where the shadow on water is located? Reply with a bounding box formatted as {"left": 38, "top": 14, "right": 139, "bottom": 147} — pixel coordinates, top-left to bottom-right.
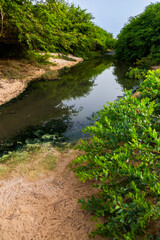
{"left": 112, "top": 59, "right": 140, "bottom": 90}
{"left": 0, "top": 56, "right": 139, "bottom": 154}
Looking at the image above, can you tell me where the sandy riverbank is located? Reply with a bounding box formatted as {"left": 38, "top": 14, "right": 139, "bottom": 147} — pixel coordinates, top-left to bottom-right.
{"left": 0, "top": 54, "right": 108, "bottom": 240}
{"left": 0, "top": 53, "right": 83, "bottom": 106}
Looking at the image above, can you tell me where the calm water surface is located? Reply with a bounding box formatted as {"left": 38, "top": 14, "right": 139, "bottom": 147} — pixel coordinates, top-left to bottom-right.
{"left": 0, "top": 56, "right": 139, "bottom": 151}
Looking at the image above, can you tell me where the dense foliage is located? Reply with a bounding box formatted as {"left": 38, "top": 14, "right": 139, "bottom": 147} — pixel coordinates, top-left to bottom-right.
{"left": 116, "top": 2, "right": 160, "bottom": 66}
{"left": 0, "top": 0, "right": 115, "bottom": 59}
{"left": 72, "top": 70, "right": 160, "bottom": 239}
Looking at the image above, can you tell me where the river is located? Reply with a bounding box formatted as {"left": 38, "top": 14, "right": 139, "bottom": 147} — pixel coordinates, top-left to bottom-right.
{"left": 0, "top": 56, "right": 139, "bottom": 153}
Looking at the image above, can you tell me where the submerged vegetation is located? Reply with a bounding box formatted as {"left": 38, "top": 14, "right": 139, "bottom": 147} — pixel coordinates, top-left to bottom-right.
{"left": 116, "top": 2, "right": 160, "bottom": 67}
{"left": 72, "top": 70, "right": 160, "bottom": 239}
{"left": 0, "top": 0, "right": 115, "bottom": 59}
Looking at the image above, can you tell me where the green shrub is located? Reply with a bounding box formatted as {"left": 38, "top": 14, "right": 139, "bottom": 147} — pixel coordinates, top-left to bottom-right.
{"left": 72, "top": 70, "right": 160, "bottom": 239}
{"left": 138, "top": 70, "right": 160, "bottom": 100}
{"left": 126, "top": 67, "right": 147, "bottom": 80}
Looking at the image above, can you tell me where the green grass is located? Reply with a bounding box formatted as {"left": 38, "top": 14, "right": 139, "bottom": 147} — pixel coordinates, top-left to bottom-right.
{"left": 0, "top": 142, "right": 57, "bottom": 179}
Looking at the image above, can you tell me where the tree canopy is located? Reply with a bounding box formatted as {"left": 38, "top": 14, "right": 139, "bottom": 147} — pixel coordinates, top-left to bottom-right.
{"left": 0, "top": 0, "right": 115, "bottom": 59}
{"left": 116, "top": 2, "right": 160, "bottom": 66}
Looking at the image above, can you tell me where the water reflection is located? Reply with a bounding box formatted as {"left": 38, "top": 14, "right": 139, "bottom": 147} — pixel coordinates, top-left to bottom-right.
{"left": 0, "top": 56, "right": 138, "bottom": 152}
{"left": 112, "top": 59, "right": 140, "bottom": 90}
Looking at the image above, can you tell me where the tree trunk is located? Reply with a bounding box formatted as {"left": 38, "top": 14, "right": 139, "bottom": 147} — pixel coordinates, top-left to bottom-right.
{"left": 0, "top": 8, "right": 5, "bottom": 36}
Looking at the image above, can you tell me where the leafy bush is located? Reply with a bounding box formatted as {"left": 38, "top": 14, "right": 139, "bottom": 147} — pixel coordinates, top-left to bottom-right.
{"left": 126, "top": 67, "right": 147, "bottom": 80}
{"left": 0, "top": 0, "right": 115, "bottom": 59}
{"left": 116, "top": 3, "right": 160, "bottom": 66}
{"left": 72, "top": 70, "right": 160, "bottom": 239}
{"left": 138, "top": 70, "right": 160, "bottom": 100}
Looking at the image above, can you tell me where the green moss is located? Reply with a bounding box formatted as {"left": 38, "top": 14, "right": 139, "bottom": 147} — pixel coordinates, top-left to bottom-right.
{"left": 0, "top": 143, "right": 57, "bottom": 178}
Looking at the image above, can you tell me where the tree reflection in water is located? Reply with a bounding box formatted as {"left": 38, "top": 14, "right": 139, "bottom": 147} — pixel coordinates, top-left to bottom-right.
{"left": 0, "top": 56, "right": 113, "bottom": 153}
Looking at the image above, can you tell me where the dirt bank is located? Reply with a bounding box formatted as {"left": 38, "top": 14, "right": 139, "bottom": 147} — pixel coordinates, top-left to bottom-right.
{"left": 0, "top": 147, "right": 105, "bottom": 240}
{"left": 0, "top": 54, "right": 83, "bottom": 106}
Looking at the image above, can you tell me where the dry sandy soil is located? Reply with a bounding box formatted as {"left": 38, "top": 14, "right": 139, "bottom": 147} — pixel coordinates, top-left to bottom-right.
{"left": 0, "top": 148, "right": 105, "bottom": 240}
{"left": 0, "top": 54, "right": 83, "bottom": 106}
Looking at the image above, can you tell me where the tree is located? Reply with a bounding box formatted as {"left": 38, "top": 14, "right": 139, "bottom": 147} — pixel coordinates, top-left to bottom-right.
{"left": 0, "top": 0, "right": 115, "bottom": 58}
{"left": 116, "top": 2, "right": 160, "bottom": 66}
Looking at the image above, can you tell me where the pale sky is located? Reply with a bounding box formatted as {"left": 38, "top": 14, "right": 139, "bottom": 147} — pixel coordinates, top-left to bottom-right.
{"left": 67, "top": 0, "right": 159, "bottom": 37}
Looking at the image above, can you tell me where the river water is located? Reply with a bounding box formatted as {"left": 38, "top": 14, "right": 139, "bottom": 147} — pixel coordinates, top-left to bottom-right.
{"left": 0, "top": 56, "right": 139, "bottom": 152}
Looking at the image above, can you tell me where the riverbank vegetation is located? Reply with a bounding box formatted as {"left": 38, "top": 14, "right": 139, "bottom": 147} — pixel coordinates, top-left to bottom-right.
{"left": 72, "top": 69, "right": 160, "bottom": 239}
{"left": 116, "top": 2, "right": 160, "bottom": 68}
{"left": 0, "top": 0, "right": 115, "bottom": 60}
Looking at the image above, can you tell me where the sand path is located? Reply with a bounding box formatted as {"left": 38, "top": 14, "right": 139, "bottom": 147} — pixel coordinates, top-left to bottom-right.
{"left": 0, "top": 149, "right": 104, "bottom": 240}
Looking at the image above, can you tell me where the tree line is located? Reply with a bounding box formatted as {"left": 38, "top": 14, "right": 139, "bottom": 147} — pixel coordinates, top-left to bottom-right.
{"left": 116, "top": 2, "right": 160, "bottom": 67}
{"left": 0, "top": 0, "right": 115, "bottom": 59}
